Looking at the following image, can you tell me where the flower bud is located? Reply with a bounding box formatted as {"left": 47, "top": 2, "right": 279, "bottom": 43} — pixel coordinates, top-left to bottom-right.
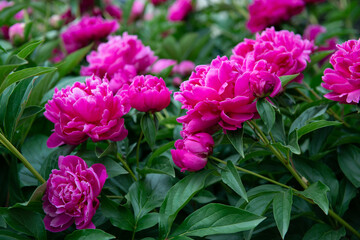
{"left": 9, "top": 23, "right": 25, "bottom": 45}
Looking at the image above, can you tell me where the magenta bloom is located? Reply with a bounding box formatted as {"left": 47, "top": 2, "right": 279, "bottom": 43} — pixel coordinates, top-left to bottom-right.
{"left": 105, "top": 4, "right": 122, "bottom": 20}
{"left": 81, "top": 33, "right": 157, "bottom": 93}
{"left": 231, "top": 27, "right": 313, "bottom": 83}
{"left": 44, "top": 75, "right": 130, "bottom": 148}
{"left": 173, "top": 60, "right": 195, "bottom": 76}
{"left": 128, "top": 75, "right": 171, "bottom": 112}
{"left": 61, "top": 16, "right": 118, "bottom": 54}
{"left": 322, "top": 39, "right": 360, "bottom": 104}
{"left": 151, "top": 59, "right": 177, "bottom": 74}
{"left": 167, "top": 0, "right": 193, "bottom": 22}
{"left": 171, "top": 132, "right": 214, "bottom": 172}
{"left": 151, "top": 0, "right": 167, "bottom": 5}
{"left": 9, "top": 23, "right": 25, "bottom": 44}
{"left": 0, "top": 1, "right": 13, "bottom": 11}
{"left": 303, "top": 24, "right": 326, "bottom": 42}
{"left": 175, "top": 56, "right": 258, "bottom": 133}
{"left": 43, "top": 155, "right": 107, "bottom": 232}
{"left": 246, "top": 0, "right": 304, "bottom": 33}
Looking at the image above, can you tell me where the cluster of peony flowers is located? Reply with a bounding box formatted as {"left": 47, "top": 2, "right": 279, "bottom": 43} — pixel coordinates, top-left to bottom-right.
{"left": 246, "top": 0, "right": 325, "bottom": 33}
{"left": 167, "top": 0, "right": 193, "bottom": 22}
{"left": 127, "top": 75, "right": 172, "bottom": 113}
{"left": 173, "top": 27, "right": 313, "bottom": 172}
{"left": 81, "top": 32, "right": 157, "bottom": 93}
{"left": 61, "top": 16, "right": 119, "bottom": 54}
{"left": 43, "top": 155, "right": 107, "bottom": 232}
{"left": 322, "top": 39, "right": 360, "bottom": 104}
{"left": 171, "top": 132, "right": 214, "bottom": 172}
{"left": 44, "top": 75, "right": 130, "bottom": 148}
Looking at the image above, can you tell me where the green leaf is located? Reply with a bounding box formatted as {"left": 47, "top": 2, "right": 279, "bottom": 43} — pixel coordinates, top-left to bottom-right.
{"left": 273, "top": 189, "right": 293, "bottom": 239}
{"left": 19, "top": 106, "right": 44, "bottom": 121}
{"left": 193, "top": 190, "right": 216, "bottom": 204}
{"left": 338, "top": 145, "right": 360, "bottom": 188}
{"left": 162, "top": 36, "right": 181, "bottom": 61}
{"left": 299, "top": 181, "right": 330, "bottom": 214}
{"left": 140, "top": 156, "right": 175, "bottom": 177}
{"left": 0, "top": 229, "right": 31, "bottom": 240}
{"left": 159, "top": 170, "right": 213, "bottom": 238}
{"left": 16, "top": 40, "right": 43, "bottom": 59}
{"left": 1, "top": 208, "right": 46, "bottom": 240}
{"left": 0, "top": 4, "right": 27, "bottom": 26}
{"left": 336, "top": 179, "right": 356, "bottom": 216}
{"left": 136, "top": 213, "right": 159, "bottom": 232}
{"left": 287, "top": 130, "right": 300, "bottom": 155}
{"left": 271, "top": 113, "right": 286, "bottom": 144}
{"left": 303, "top": 224, "right": 345, "bottom": 240}
{"left": 122, "top": 0, "right": 135, "bottom": 25}
{"left": 310, "top": 50, "right": 334, "bottom": 65}
{"left": 279, "top": 74, "right": 300, "bottom": 87}
{"left": 56, "top": 44, "right": 92, "bottom": 78}
{"left": 256, "top": 98, "right": 275, "bottom": 133}
{"left": 226, "top": 128, "right": 244, "bottom": 158}
{"left": 289, "top": 105, "right": 328, "bottom": 134}
{"left": 221, "top": 161, "right": 248, "bottom": 202}
{"left": 0, "top": 55, "right": 27, "bottom": 83}
{"left": 65, "top": 229, "right": 115, "bottom": 240}
{"left": 141, "top": 113, "right": 157, "bottom": 149}
{"left": 298, "top": 120, "right": 340, "bottom": 139}
{"left": 148, "top": 141, "right": 175, "bottom": 164}
{"left": 171, "top": 203, "right": 265, "bottom": 237}
{"left": 100, "top": 195, "right": 135, "bottom": 231}
{"left": 0, "top": 67, "right": 57, "bottom": 94}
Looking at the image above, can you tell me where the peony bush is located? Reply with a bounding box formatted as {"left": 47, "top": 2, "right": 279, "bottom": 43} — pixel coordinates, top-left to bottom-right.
{"left": 1, "top": 0, "right": 360, "bottom": 239}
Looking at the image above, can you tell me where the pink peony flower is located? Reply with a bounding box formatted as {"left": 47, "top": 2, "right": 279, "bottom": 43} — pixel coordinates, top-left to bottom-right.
{"left": 81, "top": 33, "right": 157, "bottom": 93}
{"left": 151, "top": 59, "right": 177, "bottom": 74}
{"left": 173, "top": 60, "right": 195, "bottom": 76}
{"left": 151, "top": 0, "right": 167, "bottom": 5}
{"left": 61, "top": 16, "right": 119, "bottom": 54}
{"left": 175, "top": 56, "right": 258, "bottom": 133}
{"left": 44, "top": 75, "right": 130, "bottom": 148}
{"left": 303, "top": 24, "right": 326, "bottom": 42}
{"left": 321, "top": 39, "right": 360, "bottom": 104}
{"left": 129, "top": 0, "right": 144, "bottom": 23}
{"left": 246, "top": 0, "right": 305, "bottom": 33}
{"left": 0, "top": 1, "right": 13, "bottom": 11}
{"left": 105, "top": 4, "right": 122, "bottom": 20}
{"left": 9, "top": 23, "right": 25, "bottom": 44}
{"left": 231, "top": 27, "right": 313, "bottom": 83}
{"left": 42, "top": 155, "right": 107, "bottom": 232}
{"left": 173, "top": 76, "right": 182, "bottom": 87}
{"left": 167, "top": 0, "right": 193, "bottom": 22}
{"left": 171, "top": 132, "right": 214, "bottom": 172}
{"left": 128, "top": 75, "right": 172, "bottom": 112}
{"left": 60, "top": 9, "right": 75, "bottom": 25}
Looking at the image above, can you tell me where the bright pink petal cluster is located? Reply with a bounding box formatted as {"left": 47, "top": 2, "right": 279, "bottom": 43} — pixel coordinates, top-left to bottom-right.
{"left": 174, "top": 56, "right": 258, "bottom": 133}
{"left": 105, "top": 4, "right": 122, "bottom": 20}
{"left": 44, "top": 75, "right": 130, "bottom": 148}
{"left": 167, "top": 0, "right": 193, "bottom": 22}
{"left": 246, "top": 0, "right": 305, "bottom": 33}
{"left": 231, "top": 27, "right": 313, "bottom": 83}
{"left": 128, "top": 75, "right": 172, "bottom": 112}
{"left": 322, "top": 39, "right": 360, "bottom": 104}
{"left": 9, "top": 23, "right": 25, "bottom": 44}
{"left": 42, "top": 155, "right": 107, "bottom": 232}
{"left": 61, "top": 16, "right": 119, "bottom": 54}
{"left": 171, "top": 132, "right": 214, "bottom": 172}
{"left": 81, "top": 33, "right": 157, "bottom": 93}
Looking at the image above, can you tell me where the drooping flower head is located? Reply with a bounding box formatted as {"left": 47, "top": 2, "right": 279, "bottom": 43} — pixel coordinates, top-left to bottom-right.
{"left": 231, "top": 27, "right": 313, "bottom": 83}
{"left": 42, "top": 155, "right": 107, "bottom": 232}
{"left": 167, "top": 0, "right": 193, "bottom": 22}
{"left": 174, "top": 56, "right": 258, "bottom": 134}
{"left": 61, "top": 16, "right": 119, "bottom": 54}
{"left": 81, "top": 33, "right": 157, "bottom": 93}
{"left": 44, "top": 75, "right": 130, "bottom": 148}
{"left": 246, "top": 0, "right": 305, "bottom": 33}
{"left": 171, "top": 132, "right": 214, "bottom": 172}
{"left": 128, "top": 75, "right": 172, "bottom": 113}
{"left": 322, "top": 39, "right": 360, "bottom": 104}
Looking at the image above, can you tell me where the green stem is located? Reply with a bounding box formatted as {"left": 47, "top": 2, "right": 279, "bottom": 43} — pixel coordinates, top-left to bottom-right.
{"left": 211, "top": 155, "right": 360, "bottom": 238}
{"left": 248, "top": 121, "right": 308, "bottom": 189}
{"left": 117, "top": 153, "right": 137, "bottom": 181}
{"left": 329, "top": 210, "right": 360, "bottom": 238}
{"left": 136, "top": 131, "right": 143, "bottom": 167}
{"left": 0, "top": 132, "right": 45, "bottom": 183}
{"left": 210, "top": 156, "right": 290, "bottom": 189}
